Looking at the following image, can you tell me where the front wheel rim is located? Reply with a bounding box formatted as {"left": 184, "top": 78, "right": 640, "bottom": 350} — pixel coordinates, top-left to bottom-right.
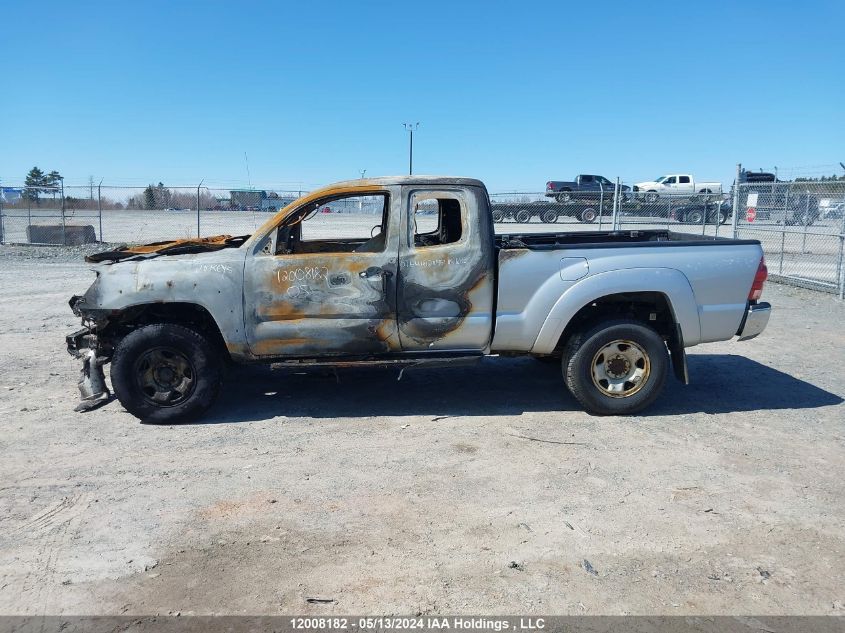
{"left": 591, "top": 339, "right": 651, "bottom": 398}
{"left": 134, "top": 346, "right": 197, "bottom": 407}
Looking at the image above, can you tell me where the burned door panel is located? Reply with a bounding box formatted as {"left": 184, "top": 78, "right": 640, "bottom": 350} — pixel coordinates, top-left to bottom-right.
{"left": 243, "top": 190, "right": 401, "bottom": 357}
{"left": 397, "top": 186, "right": 495, "bottom": 352}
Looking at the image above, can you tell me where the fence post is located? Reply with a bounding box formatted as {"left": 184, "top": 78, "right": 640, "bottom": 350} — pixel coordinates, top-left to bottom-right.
{"left": 0, "top": 185, "right": 4, "bottom": 244}
{"left": 60, "top": 177, "right": 66, "bottom": 246}
{"left": 612, "top": 178, "right": 620, "bottom": 230}
{"left": 97, "top": 179, "right": 103, "bottom": 242}
{"left": 598, "top": 183, "right": 604, "bottom": 231}
{"left": 196, "top": 179, "right": 204, "bottom": 238}
{"left": 779, "top": 230, "right": 785, "bottom": 274}
{"left": 801, "top": 192, "right": 810, "bottom": 254}
{"left": 731, "top": 163, "right": 741, "bottom": 239}
{"left": 837, "top": 235, "right": 844, "bottom": 301}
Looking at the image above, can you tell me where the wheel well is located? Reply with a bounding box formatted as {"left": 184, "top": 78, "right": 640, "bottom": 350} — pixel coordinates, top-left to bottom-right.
{"left": 101, "top": 302, "right": 230, "bottom": 361}
{"left": 554, "top": 292, "right": 676, "bottom": 355}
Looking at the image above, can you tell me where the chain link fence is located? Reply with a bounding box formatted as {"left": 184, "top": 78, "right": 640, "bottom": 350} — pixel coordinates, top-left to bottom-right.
{"left": 734, "top": 179, "right": 845, "bottom": 296}
{"left": 2, "top": 175, "right": 844, "bottom": 297}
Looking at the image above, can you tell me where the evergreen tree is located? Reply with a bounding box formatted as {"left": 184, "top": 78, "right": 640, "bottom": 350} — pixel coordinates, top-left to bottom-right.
{"left": 23, "top": 167, "right": 46, "bottom": 205}
{"left": 143, "top": 185, "right": 156, "bottom": 210}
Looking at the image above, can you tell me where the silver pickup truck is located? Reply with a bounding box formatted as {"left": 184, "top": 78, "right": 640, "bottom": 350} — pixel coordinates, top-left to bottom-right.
{"left": 67, "top": 176, "right": 771, "bottom": 422}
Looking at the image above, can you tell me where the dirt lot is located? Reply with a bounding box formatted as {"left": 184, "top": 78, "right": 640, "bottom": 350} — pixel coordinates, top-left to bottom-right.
{"left": 0, "top": 244, "right": 843, "bottom": 616}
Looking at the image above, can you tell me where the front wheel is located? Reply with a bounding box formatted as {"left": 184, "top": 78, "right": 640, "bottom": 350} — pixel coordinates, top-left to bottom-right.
{"left": 491, "top": 209, "right": 505, "bottom": 223}
{"left": 563, "top": 319, "right": 668, "bottom": 415}
{"left": 645, "top": 191, "right": 659, "bottom": 204}
{"left": 110, "top": 323, "right": 224, "bottom": 423}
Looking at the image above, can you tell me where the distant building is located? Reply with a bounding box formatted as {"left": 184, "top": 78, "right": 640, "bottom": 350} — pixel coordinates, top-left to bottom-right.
{"left": 1, "top": 187, "right": 22, "bottom": 203}
{"left": 230, "top": 189, "right": 265, "bottom": 210}
{"left": 229, "top": 189, "right": 298, "bottom": 212}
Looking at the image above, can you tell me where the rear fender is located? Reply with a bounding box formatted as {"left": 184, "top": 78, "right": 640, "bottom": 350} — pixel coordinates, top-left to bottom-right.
{"left": 530, "top": 267, "right": 701, "bottom": 354}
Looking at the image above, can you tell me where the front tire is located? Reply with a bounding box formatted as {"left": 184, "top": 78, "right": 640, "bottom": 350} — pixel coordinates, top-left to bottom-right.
{"left": 110, "top": 323, "right": 223, "bottom": 423}
{"left": 645, "top": 191, "right": 659, "bottom": 204}
{"left": 563, "top": 319, "right": 668, "bottom": 415}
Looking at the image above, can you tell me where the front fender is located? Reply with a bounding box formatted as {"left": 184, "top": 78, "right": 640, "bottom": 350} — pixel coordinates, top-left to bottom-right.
{"left": 530, "top": 267, "right": 701, "bottom": 354}
{"left": 72, "top": 250, "right": 249, "bottom": 354}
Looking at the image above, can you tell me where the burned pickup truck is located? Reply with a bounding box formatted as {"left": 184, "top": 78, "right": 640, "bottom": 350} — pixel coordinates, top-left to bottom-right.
{"left": 68, "top": 176, "right": 771, "bottom": 422}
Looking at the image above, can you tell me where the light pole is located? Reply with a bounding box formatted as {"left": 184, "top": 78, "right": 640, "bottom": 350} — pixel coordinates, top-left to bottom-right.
{"left": 403, "top": 122, "right": 419, "bottom": 175}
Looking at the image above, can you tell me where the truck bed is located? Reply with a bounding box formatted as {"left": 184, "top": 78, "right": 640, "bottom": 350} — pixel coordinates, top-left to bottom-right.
{"left": 491, "top": 229, "right": 764, "bottom": 354}
{"left": 494, "top": 229, "right": 759, "bottom": 250}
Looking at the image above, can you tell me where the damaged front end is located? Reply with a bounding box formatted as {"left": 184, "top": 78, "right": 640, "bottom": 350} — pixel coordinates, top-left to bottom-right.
{"left": 67, "top": 295, "right": 111, "bottom": 412}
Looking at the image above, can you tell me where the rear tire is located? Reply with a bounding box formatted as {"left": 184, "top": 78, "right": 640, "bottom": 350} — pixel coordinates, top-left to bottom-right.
{"left": 563, "top": 319, "right": 668, "bottom": 415}
{"left": 580, "top": 207, "right": 598, "bottom": 223}
{"left": 645, "top": 191, "right": 659, "bottom": 204}
{"left": 540, "top": 209, "right": 559, "bottom": 223}
{"left": 515, "top": 209, "right": 532, "bottom": 223}
{"left": 556, "top": 191, "right": 572, "bottom": 203}
{"left": 491, "top": 209, "right": 504, "bottom": 223}
{"left": 110, "top": 323, "right": 224, "bottom": 423}
{"left": 687, "top": 210, "right": 704, "bottom": 224}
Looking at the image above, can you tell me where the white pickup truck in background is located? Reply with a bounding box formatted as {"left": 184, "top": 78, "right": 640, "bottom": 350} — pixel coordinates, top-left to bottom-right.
{"left": 634, "top": 174, "right": 723, "bottom": 203}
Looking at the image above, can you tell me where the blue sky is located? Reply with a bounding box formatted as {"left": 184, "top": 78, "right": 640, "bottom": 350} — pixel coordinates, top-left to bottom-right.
{"left": 1, "top": 0, "right": 843, "bottom": 192}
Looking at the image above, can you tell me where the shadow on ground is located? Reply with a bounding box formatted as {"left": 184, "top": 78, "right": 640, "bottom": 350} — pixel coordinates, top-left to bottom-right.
{"left": 196, "top": 354, "right": 842, "bottom": 424}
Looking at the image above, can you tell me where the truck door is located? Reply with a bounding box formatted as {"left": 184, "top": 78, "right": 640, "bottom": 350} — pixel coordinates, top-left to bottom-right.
{"left": 396, "top": 186, "right": 495, "bottom": 352}
{"left": 581, "top": 175, "right": 598, "bottom": 193}
{"left": 663, "top": 175, "right": 678, "bottom": 192}
{"left": 243, "top": 189, "right": 402, "bottom": 357}
{"left": 677, "top": 175, "right": 692, "bottom": 193}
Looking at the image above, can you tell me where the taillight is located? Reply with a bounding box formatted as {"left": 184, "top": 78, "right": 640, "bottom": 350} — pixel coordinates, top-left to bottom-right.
{"left": 749, "top": 257, "right": 768, "bottom": 301}
{"left": 546, "top": 181, "right": 553, "bottom": 190}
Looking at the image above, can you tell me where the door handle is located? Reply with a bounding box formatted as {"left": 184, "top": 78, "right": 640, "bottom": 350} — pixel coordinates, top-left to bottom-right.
{"left": 359, "top": 267, "right": 393, "bottom": 279}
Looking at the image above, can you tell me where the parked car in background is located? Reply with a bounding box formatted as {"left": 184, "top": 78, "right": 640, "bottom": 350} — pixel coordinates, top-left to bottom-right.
{"left": 634, "top": 174, "right": 722, "bottom": 203}
{"left": 545, "top": 175, "right": 629, "bottom": 203}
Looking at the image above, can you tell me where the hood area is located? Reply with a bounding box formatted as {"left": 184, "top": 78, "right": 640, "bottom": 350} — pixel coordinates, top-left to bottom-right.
{"left": 85, "top": 234, "right": 249, "bottom": 263}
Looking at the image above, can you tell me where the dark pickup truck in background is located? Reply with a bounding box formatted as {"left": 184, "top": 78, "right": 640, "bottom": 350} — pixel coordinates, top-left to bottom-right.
{"left": 545, "top": 175, "right": 630, "bottom": 203}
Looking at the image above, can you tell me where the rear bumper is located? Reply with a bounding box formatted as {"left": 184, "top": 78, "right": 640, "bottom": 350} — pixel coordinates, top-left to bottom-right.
{"left": 736, "top": 302, "right": 771, "bottom": 341}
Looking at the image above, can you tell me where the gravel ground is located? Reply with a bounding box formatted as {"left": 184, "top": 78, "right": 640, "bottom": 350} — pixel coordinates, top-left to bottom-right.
{"left": 0, "top": 244, "right": 843, "bottom": 616}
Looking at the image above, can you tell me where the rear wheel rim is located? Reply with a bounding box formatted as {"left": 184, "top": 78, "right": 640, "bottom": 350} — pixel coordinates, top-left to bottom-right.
{"left": 591, "top": 339, "right": 651, "bottom": 398}
{"left": 582, "top": 209, "right": 597, "bottom": 222}
{"left": 134, "top": 346, "right": 196, "bottom": 407}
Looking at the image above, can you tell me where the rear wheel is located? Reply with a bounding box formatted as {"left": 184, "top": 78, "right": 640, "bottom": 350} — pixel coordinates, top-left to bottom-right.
{"left": 540, "top": 209, "right": 559, "bottom": 223}
{"left": 556, "top": 191, "right": 572, "bottom": 203}
{"left": 645, "top": 191, "right": 659, "bottom": 204}
{"left": 687, "top": 209, "right": 704, "bottom": 224}
{"left": 580, "top": 207, "right": 598, "bottom": 223}
{"left": 563, "top": 319, "right": 668, "bottom": 415}
{"left": 491, "top": 209, "right": 504, "bottom": 223}
{"left": 515, "top": 209, "right": 532, "bottom": 223}
{"left": 110, "top": 323, "right": 223, "bottom": 423}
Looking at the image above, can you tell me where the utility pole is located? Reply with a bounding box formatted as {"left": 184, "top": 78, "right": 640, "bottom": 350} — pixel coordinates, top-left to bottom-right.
{"left": 403, "top": 122, "right": 419, "bottom": 175}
